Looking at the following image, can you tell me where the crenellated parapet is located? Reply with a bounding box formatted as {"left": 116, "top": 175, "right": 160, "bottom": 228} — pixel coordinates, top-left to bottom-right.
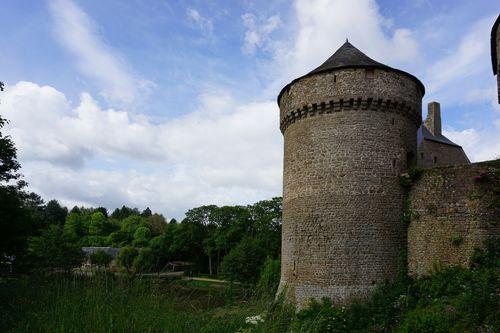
{"left": 280, "top": 97, "right": 421, "bottom": 133}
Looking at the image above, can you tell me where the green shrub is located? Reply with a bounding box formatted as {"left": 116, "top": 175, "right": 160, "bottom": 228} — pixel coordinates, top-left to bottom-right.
{"left": 399, "top": 167, "right": 424, "bottom": 189}
{"left": 450, "top": 234, "right": 463, "bottom": 246}
{"left": 220, "top": 237, "right": 267, "bottom": 284}
{"left": 89, "top": 250, "right": 112, "bottom": 268}
{"left": 257, "top": 237, "right": 500, "bottom": 332}
{"left": 256, "top": 257, "right": 280, "bottom": 298}
{"left": 397, "top": 305, "right": 456, "bottom": 333}
{"left": 470, "top": 236, "right": 499, "bottom": 269}
{"left": 116, "top": 246, "right": 138, "bottom": 276}
{"left": 133, "top": 247, "right": 156, "bottom": 273}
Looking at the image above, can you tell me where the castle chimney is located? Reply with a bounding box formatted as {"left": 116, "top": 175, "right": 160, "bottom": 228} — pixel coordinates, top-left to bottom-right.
{"left": 425, "top": 101, "right": 441, "bottom": 136}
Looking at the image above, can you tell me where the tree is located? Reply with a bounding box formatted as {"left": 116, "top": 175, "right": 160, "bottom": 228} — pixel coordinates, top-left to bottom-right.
{"left": 94, "top": 206, "right": 108, "bottom": 218}
{"left": 120, "top": 215, "right": 144, "bottom": 234}
{"left": 111, "top": 205, "right": 140, "bottom": 220}
{"left": 141, "top": 207, "right": 152, "bottom": 217}
{"left": 133, "top": 226, "right": 151, "bottom": 247}
{"left": 0, "top": 115, "right": 20, "bottom": 182}
{"left": 256, "top": 257, "right": 281, "bottom": 297}
{"left": 116, "top": 246, "right": 138, "bottom": 276}
{"left": 88, "top": 211, "right": 107, "bottom": 236}
{"left": 220, "top": 237, "right": 268, "bottom": 283}
{"left": 170, "top": 220, "right": 206, "bottom": 265}
{"left": 89, "top": 250, "right": 113, "bottom": 269}
{"left": 184, "top": 205, "right": 217, "bottom": 226}
{"left": 44, "top": 199, "right": 68, "bottom": 226}
{"left": 108, "top": 230, "right": 131, "bottom": 247}
{"left": 133, "top": 248, "right": 155, "bottom": 273}
{"left": 27, "top": 225, "right": 85, "bottom": 273}
{"left": 0, "top": 112, "right": 33, "bottom": 264}
{"left": 147, "top": 213, "right": 167, "bottom": 235}
{"left": 63, "top": 211, "right": 86, "bottom": 242}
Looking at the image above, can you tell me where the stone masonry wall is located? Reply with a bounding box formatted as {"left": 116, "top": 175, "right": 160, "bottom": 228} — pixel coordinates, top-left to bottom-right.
{"left": 417, "top": 139, "right": 470, "bottom": 169}
{"left": 408, "top": 160, "right": 499, "bottom": 276}
{"left": 278, "top": 67, "right": 423, "bottom": 308}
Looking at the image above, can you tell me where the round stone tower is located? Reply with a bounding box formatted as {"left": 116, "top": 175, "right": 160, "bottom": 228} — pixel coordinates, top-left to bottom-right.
{"left": 277, "top": 41, "right": 425, "bottom": 307}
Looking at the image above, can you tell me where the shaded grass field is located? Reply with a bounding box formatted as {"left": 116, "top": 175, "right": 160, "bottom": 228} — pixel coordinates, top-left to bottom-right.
{"left": 0, "top": 274, "right": 266, "bottom": 333}
{"left": 1, "top": 238, "right": 498, "bottom": 333}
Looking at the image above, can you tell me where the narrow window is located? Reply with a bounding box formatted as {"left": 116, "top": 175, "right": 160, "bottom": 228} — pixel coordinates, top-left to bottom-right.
{"left": 434, "top": 156, "right": 438, "bottom": 164}
{"left": 333, "top": 74, "right": 337, "bottom": 82}
{"left": 407, "top": 151, "right": 415, "bottom": 167}
{"left": 420, "top": 153, "right": 424, "bottom": 159}
{"left": 391, "top": 118, "right": 395, "bottom": 125}
{"left": 392, "top": 159, "right": 396, "bottom": 167}
{"left": 365, "top": 68, "right": 374, "bottom": 79}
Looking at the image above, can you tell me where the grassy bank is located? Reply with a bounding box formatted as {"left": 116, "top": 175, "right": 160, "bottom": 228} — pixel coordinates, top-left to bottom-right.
{"left": 0, "top": 274, "right": 266, "bottom": 333}
{"left": 1, "top": 238, "right": 498, "bottom": 332}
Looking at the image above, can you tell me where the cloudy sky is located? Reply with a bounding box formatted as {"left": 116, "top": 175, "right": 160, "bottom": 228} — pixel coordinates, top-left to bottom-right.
{"left": 0, "top": 0, "right": 498, "bottom": 218}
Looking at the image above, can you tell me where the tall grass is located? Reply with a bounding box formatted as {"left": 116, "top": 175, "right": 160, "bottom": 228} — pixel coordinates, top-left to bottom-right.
{"left": 0, "top": 274, "right": 267, "bottom": 333}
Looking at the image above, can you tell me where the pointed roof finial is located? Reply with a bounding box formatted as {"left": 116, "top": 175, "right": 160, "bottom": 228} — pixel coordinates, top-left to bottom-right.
{"left": 346, "top": 38, "right": 349, "bottom": 43}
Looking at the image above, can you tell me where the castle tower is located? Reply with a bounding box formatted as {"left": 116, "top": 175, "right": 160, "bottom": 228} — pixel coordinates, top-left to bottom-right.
{"left": 277, "top": 41, "right": 425, "bottom": 307}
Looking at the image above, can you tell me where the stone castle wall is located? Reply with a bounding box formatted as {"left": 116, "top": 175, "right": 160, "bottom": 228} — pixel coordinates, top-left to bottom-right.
{"left": 278, "top": 67, "right": 423, "bottom": 307}
{"left": 408, "top": 160, "right": 499, "bottom": 276}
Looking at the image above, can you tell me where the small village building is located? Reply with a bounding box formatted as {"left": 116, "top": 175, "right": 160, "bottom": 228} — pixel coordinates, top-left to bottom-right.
{"left": 416, "top": 102, "right": 470, "bottom": 168}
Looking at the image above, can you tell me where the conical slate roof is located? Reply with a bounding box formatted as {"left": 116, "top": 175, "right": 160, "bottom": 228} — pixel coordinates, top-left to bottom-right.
{"left": 308, "top": 40, "right": 389, "bottom": 75}
{"left": 278, "top": 40, "right": 425, "bottom": 104}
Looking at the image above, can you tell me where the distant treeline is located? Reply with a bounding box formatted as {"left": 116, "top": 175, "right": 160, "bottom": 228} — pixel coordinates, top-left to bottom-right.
{"left": 9, "top": 197, "right": 282, "bottom": 282}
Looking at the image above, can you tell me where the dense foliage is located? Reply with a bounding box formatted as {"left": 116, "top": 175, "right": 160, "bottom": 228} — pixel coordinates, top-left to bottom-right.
{"left": 250, "top": 237, "right": 500, "bottom": 333}
{"left": 3, "top": 189, "right": 282, "bottom": 281}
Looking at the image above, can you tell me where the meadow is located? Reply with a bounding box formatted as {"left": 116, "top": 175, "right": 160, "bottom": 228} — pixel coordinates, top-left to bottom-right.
{"left": 0, "top": 274, "right": 269, "bottom": 333}
{"left": 1, "top": 237, "right": 498, "bottom": 333}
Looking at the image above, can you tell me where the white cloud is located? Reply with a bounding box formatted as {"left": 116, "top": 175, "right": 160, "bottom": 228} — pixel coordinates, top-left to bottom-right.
{"left": 426, "top": 16, "right": 494, "bottom": 94}
{"left": 242, "top": 13, "right": 281, "bottom": 55}
{"left": 277, "top": 0, "right": 419, "bottom": 81}
{"left": 0, "top": 82, "right": 282, "bottom": 218}
{"left": 187, "top": 8, "right": 214, "bottom": 36}
{"left": 48, "top": 0, "right": 152, "bottom": 105}
{"left": 444, "top": 121, "right": 500, "bottom": 162}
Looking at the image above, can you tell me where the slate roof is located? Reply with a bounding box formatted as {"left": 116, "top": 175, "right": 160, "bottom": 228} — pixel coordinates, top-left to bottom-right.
{"left": 308, "top": 40, "right": 389, "bottom": 74}
{"left": 417, "top": 125, "right": 461, "bottom": 147}
{"left": 278, "top": 40, "right": 425, "bottom": 104}
{"left": 491, "top": 14, "right": 500, "bottom": 75}
{"left": 82, "top": 247, "right": 121, "bottom": 258}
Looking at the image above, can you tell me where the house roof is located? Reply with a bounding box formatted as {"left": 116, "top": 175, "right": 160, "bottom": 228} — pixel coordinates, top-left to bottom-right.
{"left": 277, "top": 40, "right": 425, "bottom": 105}
{"left": 82, "top": 247, "right": 121, "bottom": 257}
{"left": 491, "top": 14, "right": 500, "bottom": 75}
{"left": 417, "top": 125, "right": 461, "bottom": 147}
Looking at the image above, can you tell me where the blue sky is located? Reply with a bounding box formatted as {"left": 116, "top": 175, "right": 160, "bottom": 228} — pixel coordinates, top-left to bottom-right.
{"left": 0, "top": 0, "right": 498, "bottom": 218}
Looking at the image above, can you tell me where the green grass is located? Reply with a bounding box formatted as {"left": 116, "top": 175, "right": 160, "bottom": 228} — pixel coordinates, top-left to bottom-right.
{"left": 1, "top": 239, "right": 497, "bottom": 333}
{"left": 0, "top": 274, "right": 267, "bottom": 333}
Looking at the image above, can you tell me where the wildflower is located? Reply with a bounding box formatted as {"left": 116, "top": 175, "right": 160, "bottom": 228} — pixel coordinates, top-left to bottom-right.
{"left": 245, "top": 315, "right": 264, "bottom": 325}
